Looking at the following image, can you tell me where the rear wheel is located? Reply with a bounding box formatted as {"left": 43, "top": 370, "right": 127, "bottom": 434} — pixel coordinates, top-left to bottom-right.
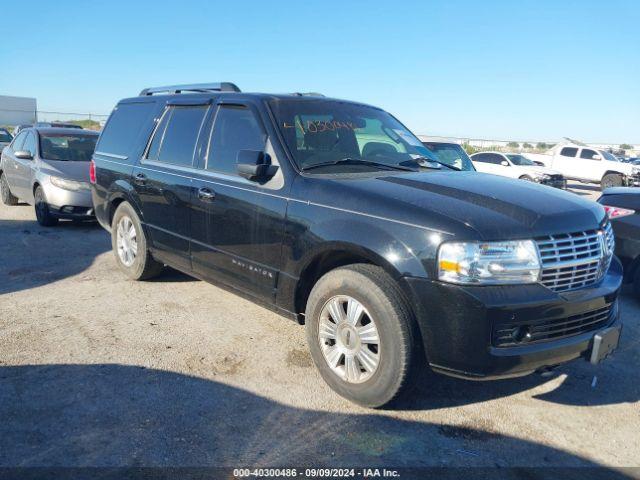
{"left": 111, "top": 202, "right": 164, "bottom": 280}
{"left": 601, "top": 173, "right": 623, "bottom": 190}
{"left": 34, "top": 186, "right": 58, "bottom": 226}
{"left": 519, "top": 175, "right": 534, "bottom": 182}
{"left": 0, "top": 172, "right": 18, "bottom": 206}
{"left": 305, "top": 264, "right": 421, "bottom": 408}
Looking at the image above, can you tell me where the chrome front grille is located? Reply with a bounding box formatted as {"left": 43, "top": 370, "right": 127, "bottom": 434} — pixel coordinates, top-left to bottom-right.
{"left": 535, "top": 222, "right": 614, "bottom": 292}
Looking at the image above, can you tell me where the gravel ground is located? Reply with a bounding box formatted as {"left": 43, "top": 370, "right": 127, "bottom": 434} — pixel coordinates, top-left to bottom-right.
{"left": 0, "top": 182, "right": 639, "bottom": 471}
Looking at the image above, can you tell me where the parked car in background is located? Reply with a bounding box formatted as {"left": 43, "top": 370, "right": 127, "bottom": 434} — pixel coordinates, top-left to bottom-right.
{"left": 470, "top": 151, "right": 566, "bottom": 188}
{"left": 598, "top": 188, "right": 640, "bottom": 296}
{"left": 421, "top": 141, "right": 475, "bottom": 171}
{"left": 34, "top": 122, "right": 83, "bottom": 129}
{"left": 13, "top": 124, "right": 32, "bottom": 136}
{"left": 91, "top": 82, "right": 621, "bottom": 407}
{"left": 0, "top": 127, "right": 99, "bottom": 226}
{"left": 527, "top": 142, "right": 640, "bottom": 190}
{"left": 0, "top": 128, "right": 13, "bottom": 151}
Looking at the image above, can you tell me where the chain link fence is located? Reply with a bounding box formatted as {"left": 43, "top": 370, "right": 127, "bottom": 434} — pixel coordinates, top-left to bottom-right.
{"left": 1, "top": 109, "right": 109, "bottom": 133}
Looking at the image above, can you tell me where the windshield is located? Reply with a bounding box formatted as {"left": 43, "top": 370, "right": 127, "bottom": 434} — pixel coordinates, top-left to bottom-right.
{"left": 600, "top": 150, "right": 618, "bottom": 161}
{"left": 39, "top": 133, "right": 98, "bottom": 161}
{"left": 269, "top": 99, "right": 441, "bottom": 172}
{"left": 422, "top": 143, "right": 475, "bottom": 171}
{"left": 506, "top": 154, "right": 535, "bottom": 166}
{"left": 0, "top": 130, "right": 12, "bottom": 143}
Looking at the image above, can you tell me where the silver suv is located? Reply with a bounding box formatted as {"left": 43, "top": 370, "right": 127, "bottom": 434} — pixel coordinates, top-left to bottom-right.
{"left": 0, "top": 127, "right": 99, "bottom": 226}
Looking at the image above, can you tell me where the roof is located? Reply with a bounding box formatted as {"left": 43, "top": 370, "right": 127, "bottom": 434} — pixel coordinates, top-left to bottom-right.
{"left": 118, "top": 91, "right": 378, "bottom": 110}
{"left": 30, "top": 127, "right": 99, "bottom": 135}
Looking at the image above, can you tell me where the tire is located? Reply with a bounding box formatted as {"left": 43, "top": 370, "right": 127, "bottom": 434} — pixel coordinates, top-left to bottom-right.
{"left": 519, "top": 175, "right": 534, "bottom": 182}
{"left": 305, "top": 264, "right": 421, "bottom": 408}
{"left": 111, "top": 202, "right": 164, "bottom": 280}
{"left": 34, "top": 186, "right": 58, "bottom": 226}
{"left": 0, "top": 172, "right": 18, "bottom": 206}
{"left": 601, "top": 173, "right": 623, "bottom": 191}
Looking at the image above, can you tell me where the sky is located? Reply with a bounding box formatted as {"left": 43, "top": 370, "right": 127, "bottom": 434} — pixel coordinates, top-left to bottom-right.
{"left": 1, "top": 0, "right": 638, "bottom": 143}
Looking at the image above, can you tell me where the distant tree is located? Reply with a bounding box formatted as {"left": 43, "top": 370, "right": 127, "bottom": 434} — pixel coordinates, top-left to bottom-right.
{"left": 462, "top": 143, "right": 478, "bottom": 154}
{"left": 522, "top": 142, "right": 533, "bottom": 149}
{"left": 620, "top": 143, "right": 633, "bottom": 150}
{"left": 507, "top": 141, "right": 520, "bottom": 148}
{"left": 536, "top": 142, "right": 549, "bottom": 150}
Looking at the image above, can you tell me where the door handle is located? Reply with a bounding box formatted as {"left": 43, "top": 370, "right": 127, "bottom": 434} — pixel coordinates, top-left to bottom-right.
{"left": 134, "top": 173, "right": 147, "bottom": 185}
{"left": 197, "top": 187, "right": 216, "bottom": 202}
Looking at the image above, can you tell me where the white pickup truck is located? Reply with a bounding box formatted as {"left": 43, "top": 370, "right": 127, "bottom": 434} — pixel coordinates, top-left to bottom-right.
{"left": 527, "top": 142, "right": 640, "bottom": 190}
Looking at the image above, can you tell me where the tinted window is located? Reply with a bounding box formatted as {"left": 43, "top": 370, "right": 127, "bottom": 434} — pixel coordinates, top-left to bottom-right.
{"left": 207, "top": 105, "right": 266, "bottom": 174}
{"left": 506, "top": 154, "right": 535, "bottom": 166}
{"left": 97, "top": 102, "right": 156, "bottom": 157}
{"left": 423, "top": 143, "right": 474, "bottom": 171}
{"left": 580, "top": 149, "right": 598, "bottom": 160}
{"left": 475, "top": 153, "right": 503, "bottom": 164}
{"left": 39, "top": 133, "right": 98, "bottom": 161}
{"left": 488, "top": 154, "right": 505, "bottom": 164}
{"left": 0, "top": 130, "right": 12, "bottom": 142}
{"left": 560, "top": 147, "right": 578, "bottom": 157}
{"left": 22, "top": 132, "right": 36, "bottom": 156}
{"left": 146, "top": 105, "right": 207, "bottom": 167}
{"left": 269, "top": 99, "right": 433, "bottom": 173}
{"left": 11, "top": 131, "right": 27, "bottom": 151}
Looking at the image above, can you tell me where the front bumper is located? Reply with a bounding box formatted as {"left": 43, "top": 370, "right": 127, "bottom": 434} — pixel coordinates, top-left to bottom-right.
{"left": 405, "top": 257, "right": 623, "bottom": 380}
{"left": 624, "top": 174, "right": 640, "bottom": 187}
{"left": 43, "top": 182, "right": 94, "bottom": 219}
{"left": 541, "top": 178, "right": 567, "bottom": 189}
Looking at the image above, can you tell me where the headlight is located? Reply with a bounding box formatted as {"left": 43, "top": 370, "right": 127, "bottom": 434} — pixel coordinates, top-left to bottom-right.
{"left": 50, "top": 176, "right": 90, "bottom": 191}
{"left": 438, "top": 240, "right": 541, "bottom": 285}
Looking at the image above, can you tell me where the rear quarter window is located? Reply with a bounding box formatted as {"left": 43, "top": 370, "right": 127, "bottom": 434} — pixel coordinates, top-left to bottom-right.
{"left": 96, "top": 102, "right": 156, "bottom": 158}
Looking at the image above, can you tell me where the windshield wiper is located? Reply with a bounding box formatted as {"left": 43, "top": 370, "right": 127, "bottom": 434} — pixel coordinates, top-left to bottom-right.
{"left": 401, "top": 157, "right": 462, "bottom": 171}
{"left": 301, "top": 157, "right": 416, "bottom": 172}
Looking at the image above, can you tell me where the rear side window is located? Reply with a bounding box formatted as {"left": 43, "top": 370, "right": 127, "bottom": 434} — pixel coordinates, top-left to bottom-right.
{"left": 97, "top": 102, "right": 156, "bottom": 158}
{"left": 207, "top": 105, "right": 266, "bottom": 174}
{"left": 146, "top": 105, "right": 208, "bottom": 167}
{"left": 560, "top": 147, "right": 578, "bottom": 157}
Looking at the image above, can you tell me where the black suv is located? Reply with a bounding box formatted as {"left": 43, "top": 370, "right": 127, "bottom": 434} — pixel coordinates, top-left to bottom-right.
{"left": 91, "top": 83, "right": 622, "bottom": 407}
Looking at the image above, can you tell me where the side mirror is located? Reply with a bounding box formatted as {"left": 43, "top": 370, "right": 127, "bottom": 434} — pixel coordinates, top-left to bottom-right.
{"left": 14, "top": 150, "right": 33, "bottom": 160}
{"left": 236, "top": 150, "right": 278, "bottom": 182}
{"left": 592, "top": 154, "right": 602, "bottom": 160}
{"left": 501, "top": 160, "right": 509, "bottom": 166}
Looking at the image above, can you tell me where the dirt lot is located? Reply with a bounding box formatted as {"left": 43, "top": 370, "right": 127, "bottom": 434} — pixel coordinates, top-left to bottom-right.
{"left": 1, "top": 183, "right": 639, "bottom": 470}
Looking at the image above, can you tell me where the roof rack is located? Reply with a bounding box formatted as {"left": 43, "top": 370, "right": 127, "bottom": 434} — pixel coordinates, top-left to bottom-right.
{"left": 291, "top": 92, "right": 325, "bottom": 97}
{"left": 139, "top": 82, "right": 241, "bottom": 96}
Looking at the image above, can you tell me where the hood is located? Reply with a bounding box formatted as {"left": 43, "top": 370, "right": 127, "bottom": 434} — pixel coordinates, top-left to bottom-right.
{"left": 40, "top": 160, "right": 91, "bottom": 183}
{"left": 313, "top": 171, "right": 605, "bottom": 241}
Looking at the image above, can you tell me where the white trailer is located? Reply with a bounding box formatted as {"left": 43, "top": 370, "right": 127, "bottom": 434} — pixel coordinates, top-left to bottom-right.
{"left": 0, "top": 95, "right": 37, "bottom": 126}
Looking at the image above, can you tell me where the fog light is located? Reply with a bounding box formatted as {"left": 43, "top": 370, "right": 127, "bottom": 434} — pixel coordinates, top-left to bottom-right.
{"left": 512, "top": 326, "right": 532, "bottom": 343}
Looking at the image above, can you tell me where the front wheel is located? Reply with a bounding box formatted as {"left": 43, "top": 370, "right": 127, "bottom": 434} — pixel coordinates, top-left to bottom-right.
{"left": 601, "top": 173, "right": 623, "bottom": 190}
{"left": 0, "top": 172, "right": 19, "bottom": 206}
{"left": 111, "top": 202, "right": 164, "bottom": 280}
{"left": 34, "top": 186, "right": 58, "bottom": 226}
{"left": 305, "top": 264, "right": 421, "bottom": 408}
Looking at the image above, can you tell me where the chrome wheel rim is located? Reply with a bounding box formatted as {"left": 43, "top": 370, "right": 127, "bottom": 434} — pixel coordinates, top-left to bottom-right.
{"left": 116, "top": 216, "right": 137, "bottom": 267}
{"left": 318, "top": 295, "right": 380, "bottom": 384}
